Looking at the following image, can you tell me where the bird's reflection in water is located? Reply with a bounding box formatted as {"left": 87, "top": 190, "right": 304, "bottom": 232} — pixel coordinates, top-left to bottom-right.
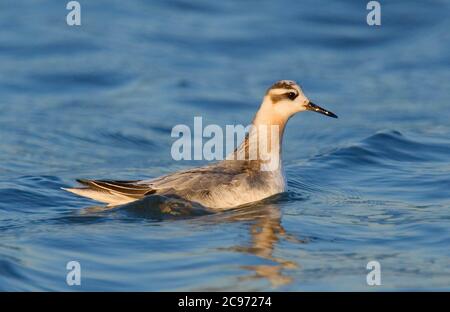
{"left": 79, "top": 195, "right": 305, "bottom": 288}
{"left": 80, "top": 194, "right": 214, "bottom": 218}
{"left": 208, "top": 203, "right": 305, "bottom": 288}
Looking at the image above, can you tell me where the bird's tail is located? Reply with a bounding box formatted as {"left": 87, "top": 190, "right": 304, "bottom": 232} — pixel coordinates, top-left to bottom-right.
{"left": 63, "top": 179, "right": 154, "bottom": 206}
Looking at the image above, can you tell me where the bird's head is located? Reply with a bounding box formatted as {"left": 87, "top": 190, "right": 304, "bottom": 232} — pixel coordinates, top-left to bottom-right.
{"left": 259, "top": 80, "right": 337, "bottom": 123}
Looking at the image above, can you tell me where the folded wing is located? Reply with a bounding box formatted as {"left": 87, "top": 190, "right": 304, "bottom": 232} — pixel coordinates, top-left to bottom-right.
{"left": 63, "top": 179, "right": 155, "bottom": 206}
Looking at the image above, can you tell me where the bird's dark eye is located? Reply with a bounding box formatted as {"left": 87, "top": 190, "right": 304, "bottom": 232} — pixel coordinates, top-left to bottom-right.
{"left": 287, "top": 92, "right": 297, "bottom": 100}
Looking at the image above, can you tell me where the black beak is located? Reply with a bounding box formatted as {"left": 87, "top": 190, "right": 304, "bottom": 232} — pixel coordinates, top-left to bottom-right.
{"left": 306, "top": 102, "right": 338, "bottom": 118}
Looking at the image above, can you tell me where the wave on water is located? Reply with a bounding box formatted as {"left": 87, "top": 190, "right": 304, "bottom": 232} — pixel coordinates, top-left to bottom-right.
{"left": 311, "top": 130, "right": 450, "bottom": 168}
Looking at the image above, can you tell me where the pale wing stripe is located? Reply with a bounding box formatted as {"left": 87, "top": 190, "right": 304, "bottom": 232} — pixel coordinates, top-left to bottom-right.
{"left": 100, "top": 181, "right": 150, "bottom": 190}
{"left": 90, "top": 181, "right": 149, "bottom": 197}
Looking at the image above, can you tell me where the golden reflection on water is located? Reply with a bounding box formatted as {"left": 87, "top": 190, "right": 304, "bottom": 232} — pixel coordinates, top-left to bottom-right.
{"left": 209, "top": 203, "right": 306, "bottom": 288}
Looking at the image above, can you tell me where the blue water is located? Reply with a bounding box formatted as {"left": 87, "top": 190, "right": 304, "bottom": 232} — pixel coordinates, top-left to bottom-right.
{"left": 1, "top": 0, "right": 449, "bottom": 291}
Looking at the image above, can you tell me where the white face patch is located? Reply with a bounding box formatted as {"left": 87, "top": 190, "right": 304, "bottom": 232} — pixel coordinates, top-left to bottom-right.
{"left": 269, "top": 88, "right": 299, "bottom": 96}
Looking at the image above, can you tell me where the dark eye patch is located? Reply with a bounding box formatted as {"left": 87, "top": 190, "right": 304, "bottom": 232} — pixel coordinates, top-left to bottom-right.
{"left": 287, "top": 92, "right": 298, "bottom": 100}
{"left": 270, "top": 90, "right": 298, "bottom": 103}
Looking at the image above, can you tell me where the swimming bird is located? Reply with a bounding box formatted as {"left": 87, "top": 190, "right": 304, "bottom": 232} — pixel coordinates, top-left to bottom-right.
{"left": 64, "top": 80, "right": 337, "bottom": 209}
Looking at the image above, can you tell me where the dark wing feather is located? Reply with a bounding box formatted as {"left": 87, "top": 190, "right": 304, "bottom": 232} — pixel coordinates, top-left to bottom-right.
{"left": 76, "top": 179, "right": 154, "bottom": 198}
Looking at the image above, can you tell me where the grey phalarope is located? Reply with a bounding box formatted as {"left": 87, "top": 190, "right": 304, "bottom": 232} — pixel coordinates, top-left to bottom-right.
{"left": 64, "top": 80, "right": 337, "bottom": 209}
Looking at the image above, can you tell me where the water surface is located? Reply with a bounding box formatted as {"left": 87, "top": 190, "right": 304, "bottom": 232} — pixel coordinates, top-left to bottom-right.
{"left": 0, "top": 0, "right": 449, "bottom": 290}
